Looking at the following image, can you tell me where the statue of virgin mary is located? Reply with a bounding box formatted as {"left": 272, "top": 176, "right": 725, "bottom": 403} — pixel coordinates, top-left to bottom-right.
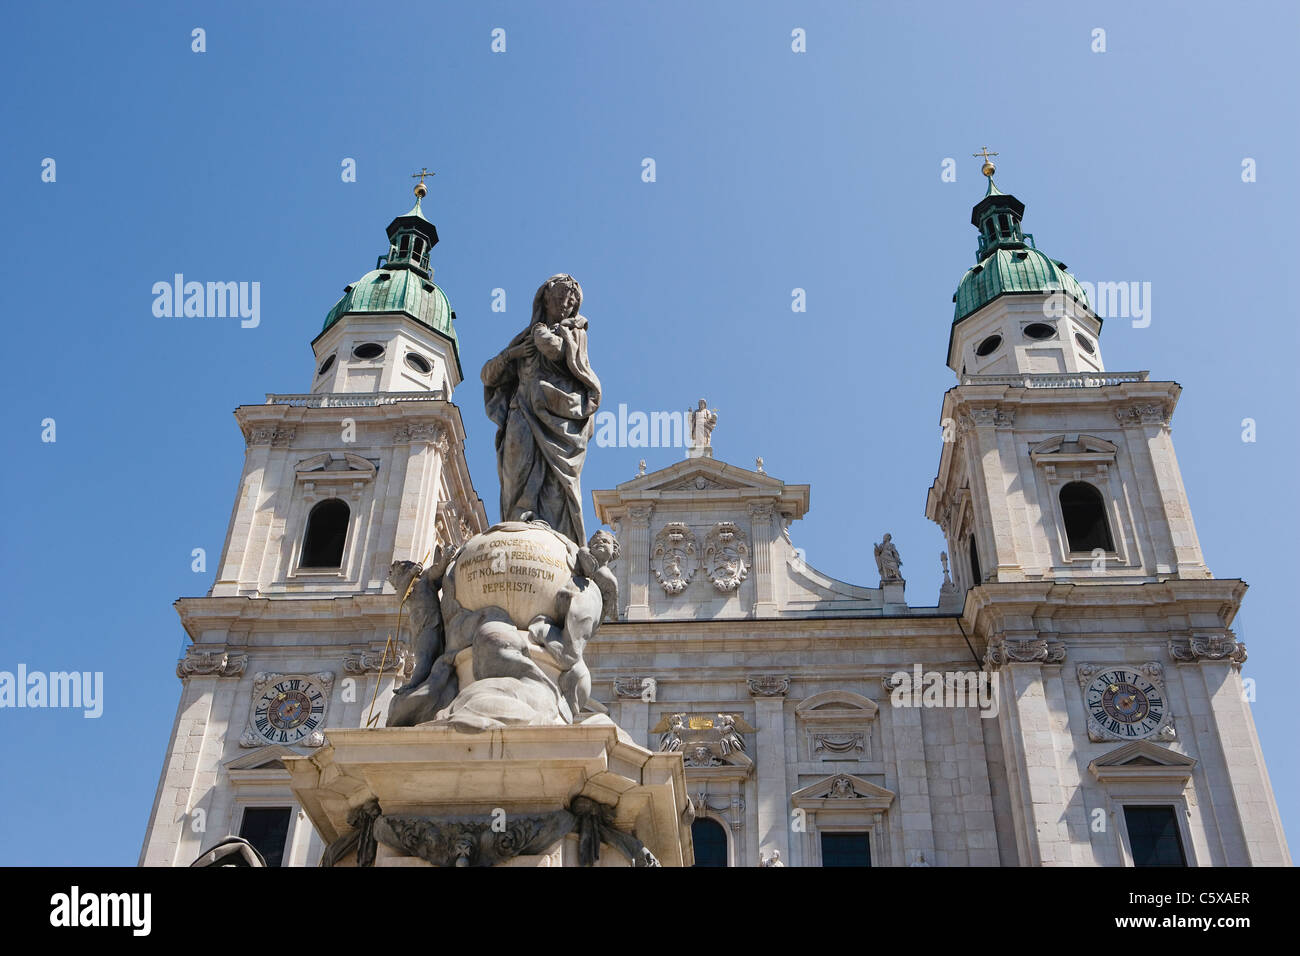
{"left": 480, "top": 274, "right": 601, "bottom": 546}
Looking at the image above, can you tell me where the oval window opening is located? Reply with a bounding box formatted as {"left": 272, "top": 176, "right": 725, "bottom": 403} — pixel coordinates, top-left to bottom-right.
{"left": 405, "top": 352, "right": 432, "bottom": 375}
{"left": 1075, "top": 333, "right": 1096, "bottom": 355}
{"left": 1023, "top": 323, "right": 1055, "bottom": 340}
{"left": 353, "top": 343, "right": 385, "bottom": 360}
{"left": 317, "top": 354, "right": 336, "bottom": 376}
{"left": 975, "top": 334, "right": 1002, "bottom": 357}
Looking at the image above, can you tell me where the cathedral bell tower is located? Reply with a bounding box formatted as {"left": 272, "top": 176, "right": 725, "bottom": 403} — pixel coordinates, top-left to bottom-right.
{"left": 928, "top": 160, "right": 1208, "bottom": 587}
{"left": 923, "top": 157, "right": 1288, "bottom": 867}
{"left": 140, "top": 181, "right": 488, "bottom": 867}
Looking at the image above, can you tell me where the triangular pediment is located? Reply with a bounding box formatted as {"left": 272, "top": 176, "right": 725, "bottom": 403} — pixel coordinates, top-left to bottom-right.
{"left": 593, "top": 455, "right": 811, "bottom": 532}
{"left": 295, "top": 453, "right": 377, "bottom": 480}
{"left": 1089, "top": 740, "right": 1196, "bottom": 783}
{"left": 1030, "top": 434, "right": 1117, "bottom": 462}
{"left": 624, "top": 456, "right": 786, "bottom": 494}
{"left": 226, "top": 744, "right": 299, "bottom": 772}
{"left": 791, "top": 773, "right": 895, "bottom": 810}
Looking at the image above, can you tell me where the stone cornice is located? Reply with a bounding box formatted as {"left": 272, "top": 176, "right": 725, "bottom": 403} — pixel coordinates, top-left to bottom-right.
{"left": 959, "top": 578, "right": 1246, "bottom": 625}
{"left": 174, "top": 594, "right": 402, "bottom": 640}
{"left": 235, "top": 396, "right": 470, "bottom": 448}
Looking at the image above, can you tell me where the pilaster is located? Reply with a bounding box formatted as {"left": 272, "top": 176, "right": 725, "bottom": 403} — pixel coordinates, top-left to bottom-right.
{"left": 749, "top": 677, "right": 790, "bottom": 866}
{"left": 625, "top": 506, "right": 654, "bottom": 621}
{"left": 749, "top": 502, "right": 777, "bottom": 617}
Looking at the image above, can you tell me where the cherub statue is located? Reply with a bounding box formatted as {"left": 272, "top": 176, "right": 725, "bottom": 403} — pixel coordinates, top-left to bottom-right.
{"left": 538, "top": 529, "right": 620, "bottom": 718}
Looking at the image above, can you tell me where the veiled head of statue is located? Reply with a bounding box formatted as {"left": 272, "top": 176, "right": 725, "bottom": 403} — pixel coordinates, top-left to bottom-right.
{"left": 538, "top": 273, "right": 582, "bottom": 321}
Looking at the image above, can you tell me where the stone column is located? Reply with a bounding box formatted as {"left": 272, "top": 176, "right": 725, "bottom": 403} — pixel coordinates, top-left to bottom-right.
{"left": 749, "top": 676, "right": 790, "bottom": 867}
{"left": 625, "top": 505, "right": 653, "bottom": 621}
{"left": 1176, "top": 644, "right": 1290, "bottom": 865}
{"left": 392, "top": 425, "right": 447, "bottom": 563}
{"left": 992, "top": 409, "right": 1037, "bottom": 577}
{"left": 986, "top": 634, "right": 1072, "bottom": 866}
{"left": 1115, "top": 409, "right": 1179, "bottom": 575}
{"left": 963, "top": 408, "right": 1022, "bottom": 582}
{"left": 750, "top": 502, "right": 777, "bottom": 617}
{"left": 612, "top": 676, "right": 654, "bottom": 749}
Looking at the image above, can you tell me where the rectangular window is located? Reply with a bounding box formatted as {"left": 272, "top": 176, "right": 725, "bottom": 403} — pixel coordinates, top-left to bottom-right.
{"left": 239, "top": 806, "right": 294, "bottom": 867}
{"left": 1124, "top": 805, "right": 1186, "bottom": 866}
{"left": 821, "top": 831, "right": 871, "bottom": 867}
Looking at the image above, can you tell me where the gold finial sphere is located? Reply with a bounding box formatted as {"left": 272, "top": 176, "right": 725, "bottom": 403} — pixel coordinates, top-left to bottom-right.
{"left": 414, "top": 181, "right": 428, "bottom": 199}
{"left": 973, "top": 146, "right": 999, "bottom": 179}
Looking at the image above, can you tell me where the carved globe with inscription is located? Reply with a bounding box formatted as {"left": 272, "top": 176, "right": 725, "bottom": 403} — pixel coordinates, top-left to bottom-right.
{"left": 452, "top": 522, "right": 577, "bottom": 630}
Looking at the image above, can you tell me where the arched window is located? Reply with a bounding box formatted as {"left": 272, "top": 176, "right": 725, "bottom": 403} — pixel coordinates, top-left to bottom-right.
{"left": 968, "top": 535, "right": 982, "bottom": 587}
{"left": 1059, "top": 482, "right": 1114, "bottom": 552}
{"left": 691, "top": 818, "right": 728, "bottom": 867}
{"left": 301, "top": 499, "right": 350, "bottom": 568}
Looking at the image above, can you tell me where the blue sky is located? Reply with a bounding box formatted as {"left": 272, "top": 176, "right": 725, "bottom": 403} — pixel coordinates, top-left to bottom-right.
{"left": 1, "top": 1, "right": 1295, "bottom": 864}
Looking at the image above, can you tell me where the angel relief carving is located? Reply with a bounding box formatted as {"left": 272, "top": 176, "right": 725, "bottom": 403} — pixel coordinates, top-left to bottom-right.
{"left": 651, "top": 522, "right": 698, "bottom": 595}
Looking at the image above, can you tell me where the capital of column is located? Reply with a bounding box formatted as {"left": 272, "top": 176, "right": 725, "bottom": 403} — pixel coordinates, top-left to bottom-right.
{"left": 1169, "top": 634, "right": 1247, "bottom": 668}
{"left": 747, "top": 675, "right": 790, "bottom": 698}
{"left": 984, "top": 636, "right": 1065, "bottom": 670}
{"left": 177, "top": 648, "right": 248, "bottom": 680}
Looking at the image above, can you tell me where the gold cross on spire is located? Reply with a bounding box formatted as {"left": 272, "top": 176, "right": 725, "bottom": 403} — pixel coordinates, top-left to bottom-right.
{"left": 972, "top": 146, "right": 998, "bottom": 179}
{"left": 411, "top": 167, "right": 435, "bottom": 199}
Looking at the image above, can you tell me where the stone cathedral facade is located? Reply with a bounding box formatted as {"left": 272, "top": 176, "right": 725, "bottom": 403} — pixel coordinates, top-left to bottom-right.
{"left": 140, "top": 176, "right": 1291, "bottom": 868}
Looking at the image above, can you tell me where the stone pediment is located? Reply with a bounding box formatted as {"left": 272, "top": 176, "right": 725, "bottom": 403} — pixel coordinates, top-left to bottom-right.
{"left": 225, "top": 744, "right": 300, "bottom": 773}
{"left": 1088, "top": 740, "right": 1197, "bottom": 783}
{"left": 1029, "top": 434, "right": 1117, "bottom": 464}
{"left": 791, "top": 773, "right": 895, "bottom": 810}
{"left": 794, "top": 690, "right": 879, "bottom": 722}
{"left": 295, "top": 452, "right": 378, "bottom": 481}
{"left": 593, "top": 455, "right": 810, "bottom": 526}
{"left": 627, "top": 458, "right": 786, "bottom": 494}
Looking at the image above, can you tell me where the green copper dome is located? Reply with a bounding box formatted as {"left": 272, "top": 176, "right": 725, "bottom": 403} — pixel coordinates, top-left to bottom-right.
{"left": 953, "top": 246, "right": 1088, "bottom": 322}
{"left": 317, "top": 193, "right": 460, "bottom": 363}
{"left": 322, "top": 267, "right": 457, "bottom": 344}
{"left": 952, "top": 177, "right": 1090, "bottom": 322}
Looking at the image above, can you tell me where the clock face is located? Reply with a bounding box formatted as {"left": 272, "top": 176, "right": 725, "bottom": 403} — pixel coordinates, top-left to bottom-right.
{"left": 252, "top": 676, "right": 327, "bottom": 745}
{"left": 1085, "top": 669, "right": 1164, "bottom": 739}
